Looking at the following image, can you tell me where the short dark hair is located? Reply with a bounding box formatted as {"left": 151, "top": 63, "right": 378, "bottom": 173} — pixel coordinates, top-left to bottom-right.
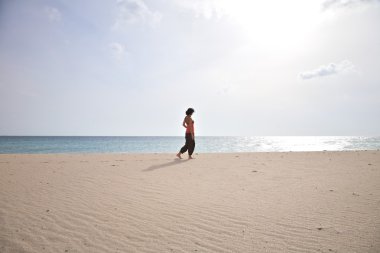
{"left": 186, "top": 108, "right": 195, "bottom": 115}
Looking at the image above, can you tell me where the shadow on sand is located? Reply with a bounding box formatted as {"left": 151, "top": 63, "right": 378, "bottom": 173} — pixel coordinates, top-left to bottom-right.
{"left": 143, "top": 159, "right": 189, "bottom": 172}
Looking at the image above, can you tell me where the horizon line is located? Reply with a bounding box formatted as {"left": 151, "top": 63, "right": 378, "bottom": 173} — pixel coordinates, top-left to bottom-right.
{"left": 1, "top": 135, "right": 379, "bottom": 137}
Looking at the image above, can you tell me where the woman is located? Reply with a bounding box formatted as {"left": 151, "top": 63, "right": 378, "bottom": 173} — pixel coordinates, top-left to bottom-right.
{"left": 177, "top": 108, "right": 195, "bottom": 159}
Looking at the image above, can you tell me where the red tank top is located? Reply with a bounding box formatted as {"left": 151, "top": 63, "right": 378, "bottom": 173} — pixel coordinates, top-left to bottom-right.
{"left": 186, "top": 119, "right": 194, "bottom": 133}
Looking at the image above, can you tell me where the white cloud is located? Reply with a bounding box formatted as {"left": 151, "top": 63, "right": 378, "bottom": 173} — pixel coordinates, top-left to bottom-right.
{"left": 299, "top": 60, "right": 354, "bottom": 80}
{"left": 113, "top": 0, "right": 161, "bottom": 29}
{"left": 44, "top": 6, "right": 61, "bottom": 22}
{"left": 109, "top": 42, "right": 127, "bottom": 60}
{"left": 217, "top": 85, "right": 236, "bottom": 96}
{"left": 173, "top": 0, "right": 226, "bottom": 19}
{"left": 322, "top": 0, "right": 380, "bottom": 10}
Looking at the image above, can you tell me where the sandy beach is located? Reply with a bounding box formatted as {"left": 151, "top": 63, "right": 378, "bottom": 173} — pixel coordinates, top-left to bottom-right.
{"left": 0, "top": 151, "right": 379, "bottom": 252}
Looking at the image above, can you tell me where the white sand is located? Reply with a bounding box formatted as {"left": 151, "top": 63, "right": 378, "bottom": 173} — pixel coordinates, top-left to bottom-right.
{"left": 1, "top": 151, "right": 379, "bottom": 252}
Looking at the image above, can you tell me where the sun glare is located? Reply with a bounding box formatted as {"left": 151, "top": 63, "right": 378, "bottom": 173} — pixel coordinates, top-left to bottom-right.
{"left": 220, "top": 0, "right": 323, "bottom": 50}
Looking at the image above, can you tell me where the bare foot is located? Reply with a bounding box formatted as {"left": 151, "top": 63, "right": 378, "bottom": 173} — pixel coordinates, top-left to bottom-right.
{"left": 176, "top": 153, "right": 182, "bottom": 159}
{"left": 188, "top": 156, "right": 195, "bottom": 159}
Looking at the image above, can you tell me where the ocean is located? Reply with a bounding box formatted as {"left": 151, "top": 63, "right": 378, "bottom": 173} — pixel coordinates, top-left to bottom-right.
{"left": 0, "top": 136, "right": 380, "bottom": 154}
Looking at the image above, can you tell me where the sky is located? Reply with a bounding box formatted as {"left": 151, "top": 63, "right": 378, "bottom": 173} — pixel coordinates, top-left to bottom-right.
{"left": 0, "top": 0, "right": 379, "bottom": 136}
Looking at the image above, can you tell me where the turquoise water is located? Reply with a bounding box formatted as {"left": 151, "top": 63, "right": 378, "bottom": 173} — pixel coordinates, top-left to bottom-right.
{"left": 0, "top": 136, "right": 380, "bottom": 154}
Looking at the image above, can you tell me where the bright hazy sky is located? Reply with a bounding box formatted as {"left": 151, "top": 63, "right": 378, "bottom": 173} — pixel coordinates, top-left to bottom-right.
{"left": 0, "top": 0, "right": 379, "bottom": 136}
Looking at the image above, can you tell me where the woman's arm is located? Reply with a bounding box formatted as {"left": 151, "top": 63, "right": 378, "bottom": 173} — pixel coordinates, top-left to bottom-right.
{"left": 182, "top": 118, "right": 187, "bottom": 128}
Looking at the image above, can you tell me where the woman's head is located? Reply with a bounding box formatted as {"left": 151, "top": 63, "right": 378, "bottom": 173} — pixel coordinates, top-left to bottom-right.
{"left": 186, "top": 108, "right": 195, "bottom": 116}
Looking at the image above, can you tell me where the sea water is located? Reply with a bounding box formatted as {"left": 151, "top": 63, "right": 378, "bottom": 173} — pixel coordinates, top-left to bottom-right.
{"left": 0, "top": 136, "right": 380, "bottom": 154}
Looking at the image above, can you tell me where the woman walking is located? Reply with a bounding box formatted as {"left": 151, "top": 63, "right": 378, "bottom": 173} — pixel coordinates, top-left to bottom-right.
{"left": 177, "top": 108, "right": 195, "bottom": 159}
